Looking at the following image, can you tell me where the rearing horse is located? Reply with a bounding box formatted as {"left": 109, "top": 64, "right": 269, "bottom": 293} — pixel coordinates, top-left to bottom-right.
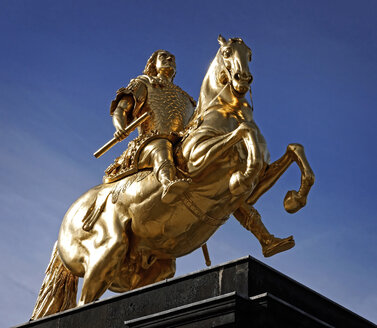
{"left": 31, "top": 35, "right": 314, "bottom": 320}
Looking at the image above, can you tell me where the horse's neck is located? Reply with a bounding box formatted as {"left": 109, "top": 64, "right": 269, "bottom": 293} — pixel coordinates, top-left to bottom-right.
{"left": 197, "top": 56, "right": 225, "bottom": 113}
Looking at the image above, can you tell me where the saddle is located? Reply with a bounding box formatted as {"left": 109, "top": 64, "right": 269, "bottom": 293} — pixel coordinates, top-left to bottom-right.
{"left": 103, "top": 131, "right": 181, "bottom": 184}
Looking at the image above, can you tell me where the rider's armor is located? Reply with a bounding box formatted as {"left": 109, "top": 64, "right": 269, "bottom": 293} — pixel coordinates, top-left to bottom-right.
{"left": 104, "top": 75, "right": 195, "bottom": 183}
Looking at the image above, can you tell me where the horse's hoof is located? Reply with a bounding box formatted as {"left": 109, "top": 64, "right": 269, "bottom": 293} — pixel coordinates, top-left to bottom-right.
{"left": 262, "top": 235, "right": 295, "bottom": 257}
{"left": 229, "top": 171, "right": 252, "bottom": 196}
{"left": 284, "top": 190, "right": 306, "bottom": 213}
{"left": 161, "top": 179, "right": 190, "bottom": 204}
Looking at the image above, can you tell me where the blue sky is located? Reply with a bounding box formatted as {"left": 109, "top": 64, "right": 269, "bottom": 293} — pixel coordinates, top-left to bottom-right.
{"left": 0, "top": 0, "right": 376, "bottom": 326}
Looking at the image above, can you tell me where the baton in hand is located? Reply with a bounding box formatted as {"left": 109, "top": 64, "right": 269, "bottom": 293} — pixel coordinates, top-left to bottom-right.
{"left": 93, "top": 112, "right": 150, "bottom": 158}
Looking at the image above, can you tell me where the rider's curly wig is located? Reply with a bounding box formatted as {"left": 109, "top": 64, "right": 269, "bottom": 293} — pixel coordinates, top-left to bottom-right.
{"left": 143, "top": 50, "right": 176, "bottom": 80}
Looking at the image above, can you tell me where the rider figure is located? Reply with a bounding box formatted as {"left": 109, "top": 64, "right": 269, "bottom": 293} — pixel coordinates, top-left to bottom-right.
{"left": 109, "top": 50, "right": 195, "bottom": 203}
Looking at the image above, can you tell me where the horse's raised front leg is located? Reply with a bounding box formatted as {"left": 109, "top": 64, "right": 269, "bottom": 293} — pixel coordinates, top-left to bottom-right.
{"left": 228, "top": 122, "right": 264, "bottom": 196}
{"left": 234, "top": 203, "right": 295, "bottom": 257}
{"left": 248, "top": 143, "right": 315, "bottom": 213}
{"left": 184, "top": 128, "right": 244, "bottom": 174}
{"left": 184, "top": 123, "right": 263, "bottom": 194}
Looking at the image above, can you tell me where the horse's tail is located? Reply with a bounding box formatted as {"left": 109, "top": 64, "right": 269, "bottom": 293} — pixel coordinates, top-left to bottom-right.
{"left": 30, "top": 241, "right": 78, "bottom": 320}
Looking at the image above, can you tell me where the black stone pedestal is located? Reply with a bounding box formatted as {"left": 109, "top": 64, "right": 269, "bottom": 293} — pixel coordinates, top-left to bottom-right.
{"left": 15, "top": 256, "right": 376, "bottom": 328}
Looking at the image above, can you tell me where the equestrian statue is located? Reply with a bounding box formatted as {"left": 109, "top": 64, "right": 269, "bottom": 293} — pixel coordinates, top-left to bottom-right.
{"left": 31, "top": 35, "right": 315, "bottom": 320}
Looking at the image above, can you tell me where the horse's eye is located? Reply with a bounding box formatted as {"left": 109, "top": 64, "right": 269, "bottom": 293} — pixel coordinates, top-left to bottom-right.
{"left": 222, "top": 48, "right": 232, "bottom": 58}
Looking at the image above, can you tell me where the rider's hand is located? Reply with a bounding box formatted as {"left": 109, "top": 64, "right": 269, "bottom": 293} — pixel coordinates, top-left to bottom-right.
{"left": 114, "top": 129, "right": 129, "bottom": 142}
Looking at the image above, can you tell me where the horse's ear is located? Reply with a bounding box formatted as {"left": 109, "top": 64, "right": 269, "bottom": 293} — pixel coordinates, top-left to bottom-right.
{"left": 218, "top": 34, "right": 227, "bottom": 46}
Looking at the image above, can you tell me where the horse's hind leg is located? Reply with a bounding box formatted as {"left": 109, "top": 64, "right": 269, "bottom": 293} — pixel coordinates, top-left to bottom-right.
{"left": 78, "top": 215, "right": 128, "bottom": 305}
{"left": 247, "top": 143, "right": 315, "bottom": 213}
{"left": 234, "top": 203, "right": 295, "bottom": 257}
{"left": 132, "top": 258, "right": 176, "bottom": 289}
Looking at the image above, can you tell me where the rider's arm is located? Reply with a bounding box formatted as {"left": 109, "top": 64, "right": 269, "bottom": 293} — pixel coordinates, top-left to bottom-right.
{"left": 112, "top": 95, "right": 134, "bottom": 141}
{"left": 110, "top": 78, "right": 147, "bottom": 141}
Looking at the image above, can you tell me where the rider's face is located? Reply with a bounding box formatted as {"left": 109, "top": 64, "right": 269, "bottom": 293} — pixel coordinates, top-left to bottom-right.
{"left": 155, "top": 51, "right": 176, "bottom": 74}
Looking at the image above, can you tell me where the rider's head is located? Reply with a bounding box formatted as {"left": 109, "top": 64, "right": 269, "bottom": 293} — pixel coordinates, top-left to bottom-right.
{"left": 144, "top": 50, "right": 176, "bottom": 81}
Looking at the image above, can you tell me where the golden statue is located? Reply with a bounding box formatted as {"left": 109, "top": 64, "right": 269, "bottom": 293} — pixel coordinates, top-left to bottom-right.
{"left": 105, "top": 49, "right": 195, "bottom": 203}
{"left": 31, "top": 35, "right": 314, "bottom": 320}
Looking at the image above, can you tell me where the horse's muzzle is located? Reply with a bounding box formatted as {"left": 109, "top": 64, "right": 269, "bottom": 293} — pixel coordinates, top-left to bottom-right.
{"left": 232, "top": 72, "right": 252, "bottom": 96}
{"left": 232, "top": 81, "right": 250, "bottom": 96}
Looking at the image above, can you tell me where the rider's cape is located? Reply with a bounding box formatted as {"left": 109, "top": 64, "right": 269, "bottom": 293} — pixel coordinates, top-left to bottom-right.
{"left": 104, "top": 75, "right": 196, "bottom": 184}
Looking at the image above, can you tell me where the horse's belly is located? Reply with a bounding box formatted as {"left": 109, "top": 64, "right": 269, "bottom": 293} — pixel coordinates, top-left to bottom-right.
{"left": 135, "top": 220, "right": 220, "bottom": 259}
{"left": 131, "top": 192, "right": 236, "bottom": 258}
{"left": 130, "top": 197, "right": 199, "bottom": 242}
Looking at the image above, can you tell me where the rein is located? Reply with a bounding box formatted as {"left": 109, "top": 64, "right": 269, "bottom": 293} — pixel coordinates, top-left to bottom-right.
{"left": 249, "top": 87, "right": 254, "bottom": 111}
{"left": 200, "top": 81, "right": 230, "bottom": 119}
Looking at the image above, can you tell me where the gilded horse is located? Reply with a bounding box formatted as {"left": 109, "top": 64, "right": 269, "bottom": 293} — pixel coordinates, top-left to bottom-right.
{"left": 31, "top": 35, "right": 314, "bottom": 319}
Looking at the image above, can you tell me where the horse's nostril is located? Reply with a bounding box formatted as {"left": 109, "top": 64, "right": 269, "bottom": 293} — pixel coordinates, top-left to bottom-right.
{"left": 248, "top": 75, "right": 253, "bottom": 84}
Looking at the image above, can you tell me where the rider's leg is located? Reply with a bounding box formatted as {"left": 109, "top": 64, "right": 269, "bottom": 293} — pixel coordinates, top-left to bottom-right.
{"left": 140, "top": 139, "right": 190, "bottom": 203}
{"left": 247, "top": 144, "right": 314, "bottom": 213}
{"left": 151, "top": 139, "right": 176, "bottom": 185}
{"left": 233, "top": 203, "right": 295, "bottom": 257}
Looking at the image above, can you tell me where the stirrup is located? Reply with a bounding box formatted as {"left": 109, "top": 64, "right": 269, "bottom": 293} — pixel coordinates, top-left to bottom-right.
{"left": 161, "top": 178, "right": 191, "bottom": 204}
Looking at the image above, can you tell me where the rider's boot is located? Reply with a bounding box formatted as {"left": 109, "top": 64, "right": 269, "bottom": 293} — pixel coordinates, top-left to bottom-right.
{"left": 157, "top": 160, "right": 190, "bottom": 204}
{"left": 233, "top": 204, "right": 295, "bottom": 257}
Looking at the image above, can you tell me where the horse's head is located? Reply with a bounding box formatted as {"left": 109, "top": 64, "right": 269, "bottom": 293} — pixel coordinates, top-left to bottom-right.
{"left": 190, "top": 35, "right": 254, "bottom": 124}
{"left": 217, "top": 35, "right": 253, "bottom": 97}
